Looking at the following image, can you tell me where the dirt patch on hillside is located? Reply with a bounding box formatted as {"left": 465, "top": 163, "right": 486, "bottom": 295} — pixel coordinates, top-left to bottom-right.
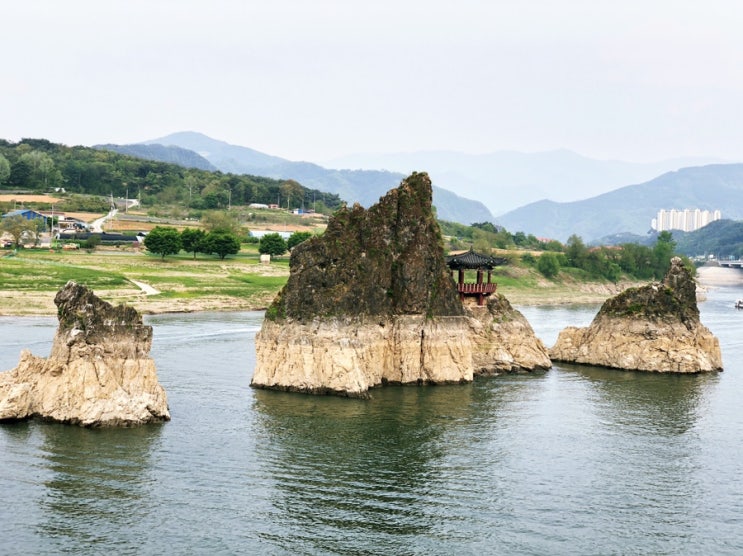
{"left": 0, "top": 194, "right": 61, "bottom": 204}
{"left": 62, "top": 212, "right": 104, "bottom": 222}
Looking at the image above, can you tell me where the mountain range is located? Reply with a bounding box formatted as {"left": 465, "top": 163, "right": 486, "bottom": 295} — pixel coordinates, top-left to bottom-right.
{"left": 496, "top": 164, "right": 743, "bottom": 242}
{"left": 98, "top": 131, "right": 743, "bottom": 243}
{"left": 131, "top": 132, "right": 496, "bottom": 225}
{"left": 326, "top": 150, "right": 722, "bottom": 216}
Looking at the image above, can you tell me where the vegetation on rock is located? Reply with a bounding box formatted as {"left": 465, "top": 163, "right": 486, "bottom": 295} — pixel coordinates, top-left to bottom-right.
{"left": 599, "top": 257, "right": 699, "bottom": 326}
{"left": 267, "top": 172, "right": 464, "bottom": 321}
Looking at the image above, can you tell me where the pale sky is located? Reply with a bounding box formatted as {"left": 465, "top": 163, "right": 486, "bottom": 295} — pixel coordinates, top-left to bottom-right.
{"left": 4, "top": 0, "right": 743, "bottom": 163}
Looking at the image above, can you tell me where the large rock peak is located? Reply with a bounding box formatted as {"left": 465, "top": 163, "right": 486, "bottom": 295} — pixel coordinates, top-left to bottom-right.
{"left": 253, "top": 173, "right": 550, "bottom": 397}
{"left": 269, "top": 172, "right": 464, "bottom": 321}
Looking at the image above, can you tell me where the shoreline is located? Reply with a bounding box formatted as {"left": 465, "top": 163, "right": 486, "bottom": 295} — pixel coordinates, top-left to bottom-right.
{"left": 2, "top": 265, "right": 740, "bottom": 318}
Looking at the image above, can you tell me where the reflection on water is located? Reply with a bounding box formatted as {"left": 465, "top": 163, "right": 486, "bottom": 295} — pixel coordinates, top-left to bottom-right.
{"left": 559, "top": 362, "right": 717, "bottom": 434}
{"left": 1, "top": 295, "right": 743, "bottom": 554}
{"left": 38, "top": 424, "right": 163, "bottom": 551}
{"left": 252, "top": 385, "right": 484, "bottom": 553}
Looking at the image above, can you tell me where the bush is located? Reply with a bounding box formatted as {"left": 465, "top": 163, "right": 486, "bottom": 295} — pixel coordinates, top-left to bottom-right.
{"left": 287, "top": 231, "right": 312, "bottom": 250}
{"left": 537, "top": 252, "right": 560, "bottom": 278}
{"left": 259, "top": 233, "right": 287, "bottom": 257}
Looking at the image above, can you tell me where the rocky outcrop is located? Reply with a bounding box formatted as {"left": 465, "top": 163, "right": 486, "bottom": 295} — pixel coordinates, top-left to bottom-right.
{"left": 550, "top": 258, "right": 722, "bottom": 372}
{"left": 254, "top": 315, "right": 474, "bottom": 396}
{"left": 252, "top": 173, "right": 548, "bottom": 397}
{"left": 0, "top": 281, "right": 170, "bottom": 426}
{"left": 469, "top": 295, "right": 551, "bottom": 374}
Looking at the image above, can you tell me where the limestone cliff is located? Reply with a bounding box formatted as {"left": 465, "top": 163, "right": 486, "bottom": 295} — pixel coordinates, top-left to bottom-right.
{"left": 469, "top": 295, "right": 551, "bottom": 374}
{"left": 550, "top": 258, "right": 722, "bottom": 372}
{"left": 0, "top": 281, "right": 170, "bottom": 426}
{"left": 252, "top": 173, "right": 548, "bottom": 397}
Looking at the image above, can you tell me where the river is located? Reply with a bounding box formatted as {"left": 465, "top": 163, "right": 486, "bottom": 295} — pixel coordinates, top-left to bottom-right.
{"left": 1, "top": 283, "right": 743, "bottom": 554}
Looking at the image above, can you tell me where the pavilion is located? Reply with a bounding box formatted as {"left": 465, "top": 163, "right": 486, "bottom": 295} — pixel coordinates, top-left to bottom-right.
{"left": 445, "top": 248, "right": 504, "bottom": 306}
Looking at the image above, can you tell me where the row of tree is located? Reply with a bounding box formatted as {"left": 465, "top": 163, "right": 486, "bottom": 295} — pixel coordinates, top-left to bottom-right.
{"left": 143, "top": 227, "right": 315, "bottom": 260}
{"left": 534, "top": 232, "right": 682, "bottom": 281}
{"left": 144, "top": 227, "right": 242, "bottom": 260}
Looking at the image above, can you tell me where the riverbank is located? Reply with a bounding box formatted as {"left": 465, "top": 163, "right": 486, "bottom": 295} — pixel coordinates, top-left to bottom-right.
{"left": 3, "top": 250, "right": 739, "bottom": 317}
{"left": 695, "top": 265, "right": 743, "bottom": 288}
{"left": 0, "top": 273, "right": 642, "bottom": 316}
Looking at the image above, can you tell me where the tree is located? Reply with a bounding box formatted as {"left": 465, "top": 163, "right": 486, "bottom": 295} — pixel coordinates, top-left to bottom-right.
{"left": 565, "top": 234, "right": 588, "bottom": 268}
{"left": 144, "top": 226, "right": 182, "bottom": 260}
{"left": 203, "top": 230, "right": 241, "bottom": 260}
{"left": 1, "top": 215, "right": 35, "bottom": 247}
{"left": 471, "top": 221, "right": 500, "bottom": 234}
{"left": 201, "top": 210, "right": 242, "bottom": 235}
{"left": 20, "top": 150, "right": 55, "bottom": 188}
{"left": 181, "top": 228, "right": 206, "bottom": 259}
{"left": 287, "top": 231, "right": 312, "bottom": 251}
{"left": 537, "top": 252, "right": 560, "bottom": 278}
{"left": 82, "top": 234, "right": 101, "bottom": 251}
{"left": 279, "top": 179, "right": 304, "bottom": 209}
{"left": 653, "top": 231, "right": 676, "bottom": 278}
{"left": 30, "top": 218, "right": 47, "bottom": 246}
{"left": 0, "top": 154, "right": 10, "bottom": 185}
{"left": 258, "top": 233, "right": 287, "bottom": 257}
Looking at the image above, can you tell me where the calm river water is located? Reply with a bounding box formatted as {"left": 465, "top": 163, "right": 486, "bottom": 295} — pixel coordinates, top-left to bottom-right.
{"left": 2, "top": 284, "right": 743, "bottom": 555}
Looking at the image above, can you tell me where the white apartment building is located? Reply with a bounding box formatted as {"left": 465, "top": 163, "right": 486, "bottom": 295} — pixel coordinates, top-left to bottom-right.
{"left": 651, "top": 208, "right": 722, "bottom": 232}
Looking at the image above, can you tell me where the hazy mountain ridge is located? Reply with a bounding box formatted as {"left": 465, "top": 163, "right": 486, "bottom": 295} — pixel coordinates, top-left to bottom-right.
{"left": 496, "top": 164, "right": 743, "bottom": 242}
{"left": 327, "top": 149, "right": 724, "bottom": 216}
{"left": 139, "top": 132, "right": 494, "bottom": 225}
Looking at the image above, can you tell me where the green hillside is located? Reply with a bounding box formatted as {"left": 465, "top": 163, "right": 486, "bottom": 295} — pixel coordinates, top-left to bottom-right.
{"left": 0, "top": 138, "right": 342, "bottom": 212}
{"left": 673, "top": 219, "right": 743, "bottom": 259}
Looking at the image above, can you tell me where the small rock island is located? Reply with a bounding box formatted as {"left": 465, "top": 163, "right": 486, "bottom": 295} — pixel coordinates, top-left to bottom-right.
{"left": 251, "top": 172, "right": 550, "bottom": 397}
{"left": 0, "top": 281, "right": 170, "bottom": 426}
{"left": 550, "top": 257, "right": 722, "bottom": 372}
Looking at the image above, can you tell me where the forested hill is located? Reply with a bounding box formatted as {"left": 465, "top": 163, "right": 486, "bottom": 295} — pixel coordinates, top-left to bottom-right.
{"left": 673, "top": 219, "right": 743, "bottom": 259}
{"left": 0, "top": 138, "right": 343, "bottom": 211}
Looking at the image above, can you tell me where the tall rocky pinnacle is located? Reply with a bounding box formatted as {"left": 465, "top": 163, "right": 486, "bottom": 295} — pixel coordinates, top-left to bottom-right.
{"left": 267, "top": 171, "right": 464, "bottom": 322}
{"left": 252, "top": 172, "right": 550, "bottom": 397}
{"left": 550, "top": 257, "right": 722, "bottom": 372}
{"left": 0, "top": 281, "right": 170, "bottom": 426}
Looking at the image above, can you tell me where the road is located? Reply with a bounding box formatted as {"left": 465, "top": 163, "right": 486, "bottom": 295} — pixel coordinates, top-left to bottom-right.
{"left": 90, "top": 208, "right": 118, "bottom": 233}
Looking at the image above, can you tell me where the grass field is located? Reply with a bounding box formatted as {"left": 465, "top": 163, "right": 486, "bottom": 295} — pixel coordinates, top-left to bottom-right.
{"left": 0, "top": 246, "right": 290, "bottom": 315}
{"left": 0, "top": 242, "right": 641, "bottom": 317}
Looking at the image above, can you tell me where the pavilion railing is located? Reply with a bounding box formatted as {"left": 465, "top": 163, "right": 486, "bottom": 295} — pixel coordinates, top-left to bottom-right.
{"left": 457, "top": 283, "right": 497, "bottom": 294}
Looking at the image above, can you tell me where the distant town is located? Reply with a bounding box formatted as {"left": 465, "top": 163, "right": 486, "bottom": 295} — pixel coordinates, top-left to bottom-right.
{"left": 652, "top": 208, "right": 722, "bottom": 233}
